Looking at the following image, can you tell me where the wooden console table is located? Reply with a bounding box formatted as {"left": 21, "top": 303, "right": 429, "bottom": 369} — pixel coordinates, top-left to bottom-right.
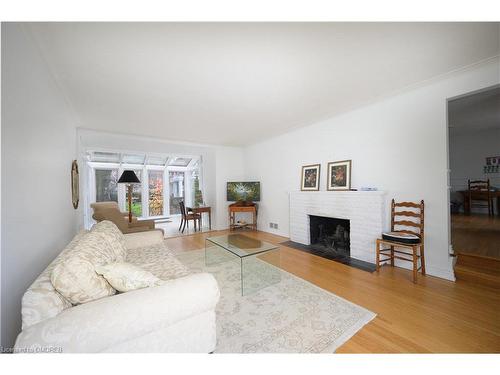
{"left": 228, "top": 204, "right": 257, "bottom": 231}
{"left": 187, "top": 206, "right": 212, "bottom": 230}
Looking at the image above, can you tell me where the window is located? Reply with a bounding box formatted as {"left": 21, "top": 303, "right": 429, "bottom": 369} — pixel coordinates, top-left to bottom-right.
{"left": 95, "top": 169, "right": 119, "bottom": 202}
{"left": 147, "top": 155, "right": 168, "bottom": 166}
{"left": 88, "top": 152, "right": 203, "bottom": 226}
{"left": 90, "top": 152, "right": 120, "bottom": 163}
{"left": 122, "top": 153, "right": 146, "bottom": 165}
{"left": 148, "top": 170, "right": 164, "bottom": 216}
{"left": 169, "top": 157, "right": 192, "bottom": 167}
{"left": 125, "top": 170, "right": 143, "bottom": 217}
{"left": 169, "top": 171, "right": 185, "bottom": 214}
{"left": 191, "top": 168, "right": 203, "bottom": 207}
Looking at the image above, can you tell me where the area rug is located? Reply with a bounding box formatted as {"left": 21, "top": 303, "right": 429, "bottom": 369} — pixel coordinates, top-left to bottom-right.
{"left": 174, "top": 249, "right": 376, "bottom": 353}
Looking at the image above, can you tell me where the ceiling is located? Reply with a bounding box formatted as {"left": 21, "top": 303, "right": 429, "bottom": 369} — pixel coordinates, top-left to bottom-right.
{"left": 448, "top": 86, "right": 500, "bottom": 134}
{"left": 27, "top": 22, "right": 500, "bottom": 146}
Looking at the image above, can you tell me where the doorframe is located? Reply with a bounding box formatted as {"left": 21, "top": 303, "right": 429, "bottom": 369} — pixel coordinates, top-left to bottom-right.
{"left": 445, "top": 83, "right": 500, "bottom": 256}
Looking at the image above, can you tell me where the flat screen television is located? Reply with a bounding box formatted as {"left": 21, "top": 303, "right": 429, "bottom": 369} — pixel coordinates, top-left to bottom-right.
{"left": 227, "top": 181, "right": 260, "bottom": 202}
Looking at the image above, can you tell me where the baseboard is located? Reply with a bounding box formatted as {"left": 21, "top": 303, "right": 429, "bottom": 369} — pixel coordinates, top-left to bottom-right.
{"left": 256, "top": 227, "right": 290, "bottom": 239}
{"left": 426, "top": 265, "right": 456, "bottom": 282}
{"left": 213, "top": 224, "right": 289, "bottom": 238}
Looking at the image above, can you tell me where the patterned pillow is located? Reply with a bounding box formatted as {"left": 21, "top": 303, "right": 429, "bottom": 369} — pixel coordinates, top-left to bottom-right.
{"left": 51, "top": 231, "right": 116, "bottom": 305}
{"left": 95, "top": 262, "right": 163, "bottom": 292}
{"left": 91, "top": 220, "right": 127, "bottom": 261}
{"left": 22, "top": 230, "right": 87, "bottom": 329}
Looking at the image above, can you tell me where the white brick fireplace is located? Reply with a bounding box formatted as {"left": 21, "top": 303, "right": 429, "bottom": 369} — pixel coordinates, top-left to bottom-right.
{"left": 289, "top": 191, "right": 386, "bottom": 264}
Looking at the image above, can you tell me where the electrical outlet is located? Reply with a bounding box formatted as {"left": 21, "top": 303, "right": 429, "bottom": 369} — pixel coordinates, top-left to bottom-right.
{"left": 274, "top": 223, "right": 279, "bottom": 229}
{"left": 269, "top": 222, "right": 273, "bottom": 228}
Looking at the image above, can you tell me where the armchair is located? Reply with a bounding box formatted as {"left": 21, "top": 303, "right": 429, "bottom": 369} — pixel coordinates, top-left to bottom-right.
{"left": 91, "top": 203, "right": 162, "bottom": 235}
{"left": 91, "top": 202, "right": 137, "bottom": 222}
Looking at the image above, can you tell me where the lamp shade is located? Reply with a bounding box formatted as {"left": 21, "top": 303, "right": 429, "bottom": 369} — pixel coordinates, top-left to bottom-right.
{"left": 118, "top": 170, "right": 140, "bottom": 184}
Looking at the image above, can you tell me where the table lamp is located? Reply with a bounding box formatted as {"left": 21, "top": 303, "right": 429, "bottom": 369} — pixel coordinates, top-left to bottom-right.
{"left": 118, "top": 170, "right": 141, "bottom": 223}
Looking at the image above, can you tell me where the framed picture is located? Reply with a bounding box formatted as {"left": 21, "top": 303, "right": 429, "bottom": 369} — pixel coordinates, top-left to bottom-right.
{"left": 301, "top": 164, "right": 321, "bottom": 191}
{"left": 71, "top": 160, "right": 79, "bottom": 209}
{"left": 327, "top": 160, "right": 351, "bottom": 191}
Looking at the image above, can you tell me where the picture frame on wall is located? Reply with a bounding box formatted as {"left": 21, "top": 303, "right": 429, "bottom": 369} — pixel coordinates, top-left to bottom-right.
{"left": 71, "top": 160, "right": 79, "bottom": 209}
{"left": 301, "top": 164, "right": 321, "bottom": 191}
{"left": 327, "top": 160, "right": 351, "bottom": 191}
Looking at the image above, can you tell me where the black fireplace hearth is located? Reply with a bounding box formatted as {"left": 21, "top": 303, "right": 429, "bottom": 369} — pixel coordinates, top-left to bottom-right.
{"left": 278, "top": 214, "right": 376, "bottom": 272}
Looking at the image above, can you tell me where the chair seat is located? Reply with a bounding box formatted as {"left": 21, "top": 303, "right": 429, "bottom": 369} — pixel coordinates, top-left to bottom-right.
{"left": 381, "top": 231, "right": 421, "bottom": 245}
{"left": 471, "top": 199, "right": 493, "bottom": 204}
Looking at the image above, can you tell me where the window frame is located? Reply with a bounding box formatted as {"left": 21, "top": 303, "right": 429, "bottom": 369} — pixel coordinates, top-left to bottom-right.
{"left": 86, "top": 154, "right": 204, "bottom": 227}
{"left": 146, "top": 166, "right": 167, "bottom": 218}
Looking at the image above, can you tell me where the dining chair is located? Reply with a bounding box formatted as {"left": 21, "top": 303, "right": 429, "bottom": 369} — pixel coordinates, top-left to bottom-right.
{"left": 179, "top": 200, "right": 201, "bottom": 233}
{"left": 468, "top": 179, "right": 494, "bottom": 216}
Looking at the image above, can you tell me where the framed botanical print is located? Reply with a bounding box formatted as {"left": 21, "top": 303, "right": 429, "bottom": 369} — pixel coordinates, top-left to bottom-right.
{"left": 301, "top": 164, "right": 321, "bottom": 191}
{"left": 327, "top": 160, "right": 351, "bottom": 191}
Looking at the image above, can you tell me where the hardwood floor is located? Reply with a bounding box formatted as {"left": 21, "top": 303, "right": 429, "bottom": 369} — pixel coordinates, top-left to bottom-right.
{"left": 452, "top": 213, "right": 500, "bottom": 259}
{"left": 156, "top": 215, "right": 212, "bottom": 238}
{"left": 165, "top": 229, "right": 500, "bottom": 353}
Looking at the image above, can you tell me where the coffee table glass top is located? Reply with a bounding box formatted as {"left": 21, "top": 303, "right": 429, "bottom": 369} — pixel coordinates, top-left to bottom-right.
{"left": 206, "top": 234, "right": 278, "bottom": 258}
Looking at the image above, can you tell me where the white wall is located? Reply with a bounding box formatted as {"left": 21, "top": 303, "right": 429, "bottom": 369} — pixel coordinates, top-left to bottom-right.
{"left": 214, "top": 146, "right": 246, "bottom": 229}
{"left": 78, "top": 129, "right": 245, "bottom": 231}
{"left": 1, "top": 24, "right": 78, "bottom": 347}
{"left": 0, "top": 23, "right": 3, "bottom": 348}
{"left": 244, "top": 58, "right": 500, "bottom": 281}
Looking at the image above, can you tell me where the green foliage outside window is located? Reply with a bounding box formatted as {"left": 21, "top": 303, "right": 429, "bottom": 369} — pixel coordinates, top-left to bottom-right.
{"left": 130, "top": 202, "right": 142, "bottom": 217}
{"left": 149, "top": 172, "right": 164, "bottom": 216}
{"left": 193, "top": 176, "right": 203, "bottom": 207}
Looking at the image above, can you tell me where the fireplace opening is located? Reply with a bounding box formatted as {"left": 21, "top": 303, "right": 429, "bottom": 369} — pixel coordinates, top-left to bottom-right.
{"left": 281, "top": 214, "right": 374, "bottom": 272}
{"left": 309, "top": 215, "right": 350, "bottom": 258}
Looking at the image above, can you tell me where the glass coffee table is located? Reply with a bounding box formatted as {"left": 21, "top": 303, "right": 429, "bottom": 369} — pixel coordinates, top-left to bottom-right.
{"left": 205, "top": 234, "right": 281, "bottom": 296}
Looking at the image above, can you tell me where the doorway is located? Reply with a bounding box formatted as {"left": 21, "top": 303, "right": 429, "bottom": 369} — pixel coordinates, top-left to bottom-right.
{"left": 447, "top": 85, "right": 500, "bottom": 287}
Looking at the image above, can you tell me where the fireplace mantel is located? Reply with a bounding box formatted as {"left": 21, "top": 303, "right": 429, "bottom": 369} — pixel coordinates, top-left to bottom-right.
{"left": 289, "top": 191, "right": 386, "bottom": 264}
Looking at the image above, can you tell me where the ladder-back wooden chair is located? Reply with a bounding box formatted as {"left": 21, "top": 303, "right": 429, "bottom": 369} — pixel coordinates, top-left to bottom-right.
{"left": 376, "top": 199, "right": 425, "bottom": 283}
{"left": 468, "top": 179, "right": 493, "bottom": 216}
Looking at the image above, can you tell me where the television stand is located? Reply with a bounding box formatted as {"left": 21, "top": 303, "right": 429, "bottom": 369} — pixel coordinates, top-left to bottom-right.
{"left": 228, "top": 203, "right": 257, "bottom": 231}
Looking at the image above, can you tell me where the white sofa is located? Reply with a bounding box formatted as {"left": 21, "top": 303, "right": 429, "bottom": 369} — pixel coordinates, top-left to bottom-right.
{"left": 14, "top": 224, "right": 220, "bottom": 353}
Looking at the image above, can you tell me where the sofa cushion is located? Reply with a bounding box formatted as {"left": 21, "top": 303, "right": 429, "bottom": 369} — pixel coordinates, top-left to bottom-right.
{"left": 51, "top": 230, "right": 117, "bottom": 305}
{"left": 21, "top": 230, "right": 88, "bottom": 329}
{"left": 91, "top": 220, "right": 127, "bottom": 261}
{"left": 126, "top": 242, "right": 190, "bottom": 281}
{"left": 95, "top": 262, "right": 163, "bottom": 292}
{"left": 123, "top": 230, "right": 164, "bottom": 251}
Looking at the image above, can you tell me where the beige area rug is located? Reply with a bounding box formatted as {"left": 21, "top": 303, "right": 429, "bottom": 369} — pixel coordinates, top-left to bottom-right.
{"left": 174, "top": 249, "right": 376, "bottom": 353}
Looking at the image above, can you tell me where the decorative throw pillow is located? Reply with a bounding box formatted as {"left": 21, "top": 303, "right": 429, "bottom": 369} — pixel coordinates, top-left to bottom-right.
{"left": 91, "top": 220, "right": 127, "bottom": 262}
{"left": 51, "top": 231, "right": 117, "bottom": 305}
{"left": 22, "top": 230, "right": 88, "bottom": 329}
{"left": 95, "top": 262, "right": 164, "bottom": 292}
